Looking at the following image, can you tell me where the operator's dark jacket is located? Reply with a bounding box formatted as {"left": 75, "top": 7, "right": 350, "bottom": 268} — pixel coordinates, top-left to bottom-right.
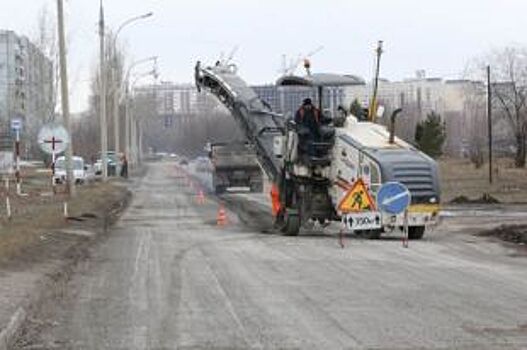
{"left": 294, "top": 104, "right": 321, "bottom": 139}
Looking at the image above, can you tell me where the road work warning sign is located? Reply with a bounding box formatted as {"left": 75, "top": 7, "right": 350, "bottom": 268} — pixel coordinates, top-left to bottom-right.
{"left": 338, "top": 178, "right": 376, "bottom": 213}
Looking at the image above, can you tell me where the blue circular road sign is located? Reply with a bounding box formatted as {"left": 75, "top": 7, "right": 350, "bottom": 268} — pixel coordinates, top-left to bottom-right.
{"left": 377, "top": 182, "right": 411, "bottom": 215}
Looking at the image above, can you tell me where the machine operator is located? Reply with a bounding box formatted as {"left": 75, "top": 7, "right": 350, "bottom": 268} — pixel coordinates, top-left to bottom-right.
{"left": 295, "top": 98, "right": 321, "bottom": 158}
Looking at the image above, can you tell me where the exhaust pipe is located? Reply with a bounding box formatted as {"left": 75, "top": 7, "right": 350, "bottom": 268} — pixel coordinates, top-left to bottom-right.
{"left": 389, "top": 108, "right": 403, "bottom": 144}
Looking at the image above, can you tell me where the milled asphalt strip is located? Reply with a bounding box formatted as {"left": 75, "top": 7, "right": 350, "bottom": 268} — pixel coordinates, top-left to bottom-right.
{"left": 0, "top": 307, "right": 26, "bottom": 350}
{"left": 200, "top": 247, "right": 265, "bottom": 350}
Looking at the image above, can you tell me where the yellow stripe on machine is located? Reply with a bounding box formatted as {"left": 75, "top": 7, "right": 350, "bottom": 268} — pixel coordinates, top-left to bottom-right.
{"left": 407, "top": 204, "right": 441, "bottom": 214}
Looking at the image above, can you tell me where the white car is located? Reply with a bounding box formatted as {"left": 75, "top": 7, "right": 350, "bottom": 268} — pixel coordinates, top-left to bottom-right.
{"left": 53, "top": 156, "right": 87, "bottom": 184}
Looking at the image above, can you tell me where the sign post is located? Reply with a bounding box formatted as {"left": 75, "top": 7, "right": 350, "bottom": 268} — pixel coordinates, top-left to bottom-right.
{"left": 11, "top": 118, "right": 22, "bottom": 195}
{"left": 377, "top": 182, "right": 412, "bottom": 247}
{"left": 46, "top": 137, "right": 64, "bottom": 193}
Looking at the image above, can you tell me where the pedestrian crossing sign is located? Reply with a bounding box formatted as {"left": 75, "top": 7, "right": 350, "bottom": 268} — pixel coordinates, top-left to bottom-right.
{"left": 338, "top": 178, "right": 376, "bottom": 213}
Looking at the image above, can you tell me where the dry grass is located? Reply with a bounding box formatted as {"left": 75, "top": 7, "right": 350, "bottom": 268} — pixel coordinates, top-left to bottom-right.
{"left": 0, "top": 166, "right": 129, "bottom": 264}
{"left": 439, "top": 158, "right": 527, "bottom": 203}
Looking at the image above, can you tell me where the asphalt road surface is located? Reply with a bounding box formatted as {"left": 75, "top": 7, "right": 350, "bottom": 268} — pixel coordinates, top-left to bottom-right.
{"left": 17, "top": 162, "right": 527, "bottom": 349}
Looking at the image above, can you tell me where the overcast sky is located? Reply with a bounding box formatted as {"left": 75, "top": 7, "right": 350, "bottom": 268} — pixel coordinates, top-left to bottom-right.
{"left": 2, "top": 0, "right": 527, "bottom": 112}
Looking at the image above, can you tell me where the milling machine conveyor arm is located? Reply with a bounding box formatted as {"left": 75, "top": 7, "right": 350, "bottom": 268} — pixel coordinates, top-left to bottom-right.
{"left": 195, "top": 62, "right": 284, "bottom": 181}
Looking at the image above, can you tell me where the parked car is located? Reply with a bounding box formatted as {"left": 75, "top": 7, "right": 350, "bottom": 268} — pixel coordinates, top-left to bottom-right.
{"left": 84, "top": 163, "right": 96, "bottom": 182}
{"left": 94, "top": 160, "right": 102, "bottom": 176}
{"left": 94, "top": 152, "right": 121, "bottom": 176}
{"left": 179, "top": 157, "right": 189, "bottom": 166}
{"left": 53, "top": 156, "right": 87, "bottom": 184}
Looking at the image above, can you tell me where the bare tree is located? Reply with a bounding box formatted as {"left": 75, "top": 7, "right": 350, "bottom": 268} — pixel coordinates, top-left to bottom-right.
{"left": 492, "top": 47, "right": 527, "bottom": 167}
{"left": 467, "top": 46, "right": 527, "bottom": 167}
{"left": 75, "top": 30, "right": 126, "bottom": 160}
{"left": 105, "top": 31, "right": 126, "bottom": 152}
{"left": 33, "top": 5, "right": 59, "bottom": 122}
{"left": 459, "top": 80, "right": 487, "bottom": 166}
{"left": 24, "top": 5, "right": 60, "bottom": 159}
{"left": 134, "top": 88, "right": 244, "bottom": 157}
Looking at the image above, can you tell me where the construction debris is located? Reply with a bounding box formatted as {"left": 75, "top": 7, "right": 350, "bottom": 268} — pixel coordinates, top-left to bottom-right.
{"left": 450, "top": 193, "right": 500, "bottom": 204}
{"left": 478, "top": 224, "right": 527, "bottom": 245}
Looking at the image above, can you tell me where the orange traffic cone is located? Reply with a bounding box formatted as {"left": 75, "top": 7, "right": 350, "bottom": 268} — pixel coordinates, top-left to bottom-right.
{"left": 197, "top": 190, "right": 206, "bottom": 205}
{"left": 217, "top": 205, "right": 228, "bottom": 226}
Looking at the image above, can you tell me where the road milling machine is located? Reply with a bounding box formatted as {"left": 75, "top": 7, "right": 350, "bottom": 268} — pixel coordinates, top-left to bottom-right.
{"left": 195, "top": 61, "right": 440, "bottom": 239}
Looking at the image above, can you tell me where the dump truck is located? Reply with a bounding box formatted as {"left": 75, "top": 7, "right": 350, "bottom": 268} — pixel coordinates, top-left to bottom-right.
{"left": 209, "top": 142, "right": 263, "bottom": 194}
{"left": 195, "top": 61, "right": 440, "bottom": 238}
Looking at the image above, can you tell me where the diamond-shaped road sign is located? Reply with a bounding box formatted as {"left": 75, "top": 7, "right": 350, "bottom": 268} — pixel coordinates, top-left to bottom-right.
{"left": 338, "top": 178, "right": 376, "bottom": 213}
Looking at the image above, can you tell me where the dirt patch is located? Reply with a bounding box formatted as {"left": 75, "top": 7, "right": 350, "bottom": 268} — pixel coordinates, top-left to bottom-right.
{"left": 450, "top": 193, "right": 500, "bottom": 204}
{"left": 0, "top": 181, "right": 131, "bottom": 266}
{"left": 0, "top": 181, "right": 132, "bottom": 349}
{"left": 477, "top": 224, "right": 527, "bottom": 245}
{"left": 440, "top": 158, "right": 527, "bottom": 203}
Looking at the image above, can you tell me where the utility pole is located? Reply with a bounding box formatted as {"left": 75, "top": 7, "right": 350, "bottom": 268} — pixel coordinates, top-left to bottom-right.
{"left": 487, "top": 65, "right": 493, "bottom": 184}
{"left": 369, "top": 40, "right": 384, "bottom": 122}
{"left": 112, "top": 51, "right": 120, "bottom": 156}
{"left": 99, "top": 0, "right": 108, "bottom": 181}
{"left": 57, "top": 0, "right": 75, "bottom": 195}
{"left": 130, "top": 106, "right": 137, "bottom": 165}
{"left": 138, "top": 120, "right": 143, "bottom": 163}
{"left": 124, "top": 85, "right": 130, "bottom": 164}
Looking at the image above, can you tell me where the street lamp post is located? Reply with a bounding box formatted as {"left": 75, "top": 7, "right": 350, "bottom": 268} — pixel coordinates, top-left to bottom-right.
{"left": 129, "top": 70, "right": 156, "bottom": 165}
{"left": 98, "top": 0, "right": 108, "bottom": 181}
{"left": 110, "top": 12, "right": 153, "bottom": 157}
{"left": 122, "top": 56, "right": 157, "bottom": 166}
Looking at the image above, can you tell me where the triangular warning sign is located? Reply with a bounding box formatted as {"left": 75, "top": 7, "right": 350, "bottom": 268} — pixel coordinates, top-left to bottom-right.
{"left": 338, "top": 178, "right": 376, "bottom": 213}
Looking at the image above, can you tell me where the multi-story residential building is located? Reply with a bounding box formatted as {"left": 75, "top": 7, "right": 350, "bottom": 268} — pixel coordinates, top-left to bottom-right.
{"left": 344, "top": 73, "right": 464, "bottom": 120}
{"left": 252, "top": 84, "right": 345, "bottom": 118}
{"left": 0, "top": 30, "right": 53, "bottom": 139}
{"left": 343, "top": 72, "right": 498, "bottom": 156}
{"left": 135, "top": 82, "right": 220, "bottom": 115}
{"left": 135, "top": 81, "right": 346, "bottom": 123}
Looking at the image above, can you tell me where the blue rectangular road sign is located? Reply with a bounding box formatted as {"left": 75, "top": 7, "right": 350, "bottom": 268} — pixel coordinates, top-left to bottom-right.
{"left": 10, "top": 118, "right": 22, "bottom": 131}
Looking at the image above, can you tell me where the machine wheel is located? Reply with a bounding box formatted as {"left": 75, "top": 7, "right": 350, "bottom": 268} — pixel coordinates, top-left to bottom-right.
{"left": 273, "top": 171, "right": 301, "bottom": 236}
{"left": 274, "top": 208, "right": 300, "bottom": 236}
{"left": 280, "top": 211, "right": 300, "bottom": 236}
{"left": 408, "top": 226, "right": 425, "bottom": 240}
{"left": 357, "top": 229, "right": 382, "bottom": 240}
